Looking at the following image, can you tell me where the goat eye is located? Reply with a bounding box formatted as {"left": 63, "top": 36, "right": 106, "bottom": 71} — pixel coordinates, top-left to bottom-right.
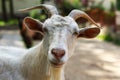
{"left": 73, "top": 32, "right": 79, "bottom": 36}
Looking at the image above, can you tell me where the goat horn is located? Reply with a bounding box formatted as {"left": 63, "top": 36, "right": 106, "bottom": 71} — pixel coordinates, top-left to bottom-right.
{"left": 19, "top": 4, "right": 58, "bottom": 17}
{"left": 68, "top": 10, "right": 101, "bottom": 28}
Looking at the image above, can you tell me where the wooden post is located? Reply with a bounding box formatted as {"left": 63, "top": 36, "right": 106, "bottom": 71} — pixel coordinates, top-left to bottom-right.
{"left": 1, "top": 0, "right": 8, "bottom": 21}
{"left": 9, "top": 0, "right": 14, "bottom": 18}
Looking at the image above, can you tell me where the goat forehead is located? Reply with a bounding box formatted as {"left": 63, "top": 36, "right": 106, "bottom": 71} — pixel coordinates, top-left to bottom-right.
{"left": 44, "top": 15, "right": 78, "bottom": 29}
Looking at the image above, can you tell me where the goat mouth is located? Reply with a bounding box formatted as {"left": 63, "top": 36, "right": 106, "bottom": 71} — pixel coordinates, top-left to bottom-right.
{"left": 50, "top": 61, "right": 64, "bottom": 68}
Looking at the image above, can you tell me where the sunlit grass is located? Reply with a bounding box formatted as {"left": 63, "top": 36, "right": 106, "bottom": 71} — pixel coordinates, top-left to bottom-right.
{"left": 97, "top": 34, "right": 106, "bottom": 41}
{"left": 0, "top": 21, "right": 6, "bottom": 26}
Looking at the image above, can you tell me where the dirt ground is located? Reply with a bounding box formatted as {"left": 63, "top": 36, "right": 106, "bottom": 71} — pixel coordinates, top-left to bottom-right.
{"left": 65, "top": 39, "right": 120, "bottom": 80}
{"left": 0, "top": 30, "right": 120, "bottom": 80}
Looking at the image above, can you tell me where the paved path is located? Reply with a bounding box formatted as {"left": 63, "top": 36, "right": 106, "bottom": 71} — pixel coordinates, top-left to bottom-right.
{"left": 0, "top": 30, "right": 120, "bottom": 80}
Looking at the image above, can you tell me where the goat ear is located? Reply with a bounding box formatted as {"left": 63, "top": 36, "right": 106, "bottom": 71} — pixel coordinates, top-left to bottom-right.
{"left": 77, "top": 27, "right": 100, "bottom": 38}
{"left": 23, "top": 17, "right": 44, "bottom": 34}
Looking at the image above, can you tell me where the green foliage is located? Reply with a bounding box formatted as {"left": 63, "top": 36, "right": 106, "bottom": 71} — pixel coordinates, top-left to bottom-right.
{"left": 59, "top": 0, "right": 82, "bottom": 15}
{"left": 0, "top": 19, "right": 18, "bottom": 26}
{"left": 104, "top": 34, "right": 113, "bottom": 41}
{"left": 0, "top": 21, "right": 5, "bottom": 26}
{"left": 69, "top": 0, "right": 81, "bottom": 9}
{"left": 90, "top": 0, "right": 105, "bottom": 11}
{"left": 64, "top": 0, "right": 81, "bottom": 9}
{"left": 97, "top": 34, "right": 106, "bottom": 40}
{"left": 117, "top": 0, "right": 120, "bottom": 11}
{"left": 29, "top": 10, "right": 47, "bottom": 21}
{"left": 110, "top": 1, "right": 115, "bottom": 12}
{"left": 114, "top": 39, "right": 120, "bottom": 46}
{"left": 98, "top": 33, "right": 120, "bottom": 46}
{"left": 29, "top": 10, "right": 40, "bottom": 19}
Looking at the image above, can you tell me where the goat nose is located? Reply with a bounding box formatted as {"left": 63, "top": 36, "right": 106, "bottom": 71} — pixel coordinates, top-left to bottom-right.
{"left": 51, "top": 48, "right": 65, "bottom": 60}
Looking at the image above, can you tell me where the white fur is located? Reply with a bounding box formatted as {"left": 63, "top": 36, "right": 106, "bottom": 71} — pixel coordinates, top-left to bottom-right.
{"left": 0, "top": 42, "right": 64, "bottom": 80}
{"left": 0, "top": 15, "right": 79, "bottom": 80}
{"left": 0, "top": 13, "right": 100, "bottom": 80}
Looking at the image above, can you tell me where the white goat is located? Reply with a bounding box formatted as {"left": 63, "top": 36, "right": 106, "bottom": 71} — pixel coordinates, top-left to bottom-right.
{"left": 0, "top": 4, "right": 101, "bottom": 80}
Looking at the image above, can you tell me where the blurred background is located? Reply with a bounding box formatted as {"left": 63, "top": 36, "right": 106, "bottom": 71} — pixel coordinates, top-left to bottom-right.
{"left": 0, "top": 0, "right": 120, "bottom": 80}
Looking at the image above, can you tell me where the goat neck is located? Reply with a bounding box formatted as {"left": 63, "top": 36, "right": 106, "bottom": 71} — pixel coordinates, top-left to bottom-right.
{"left": 20, "top": 41, "right": 64, "bottom": 80}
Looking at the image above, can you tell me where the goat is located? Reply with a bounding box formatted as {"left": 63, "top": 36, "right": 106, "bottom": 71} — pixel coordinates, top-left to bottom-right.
{"left": 0, "top": 4, "right": 101, "bottom": 80}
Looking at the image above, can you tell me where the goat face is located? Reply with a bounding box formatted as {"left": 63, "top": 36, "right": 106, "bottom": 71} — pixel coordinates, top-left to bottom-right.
{"left": 21, "top": 4, "right": 101, "bottom": 68}
{"left": 43, "top": 15, "right": 79, "bottom": 67}
{"left": 23, "top": 14, "right": 100, "bottom": 68}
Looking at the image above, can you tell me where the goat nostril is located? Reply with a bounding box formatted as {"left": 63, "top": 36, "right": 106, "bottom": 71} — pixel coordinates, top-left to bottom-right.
{"left": 51, "top": 48, "right": 65, "bottom": 59}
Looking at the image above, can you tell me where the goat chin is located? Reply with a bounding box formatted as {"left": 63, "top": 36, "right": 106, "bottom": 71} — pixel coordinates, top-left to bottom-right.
{"left": 50, "top": 61, "right": 64, "bottom": 68}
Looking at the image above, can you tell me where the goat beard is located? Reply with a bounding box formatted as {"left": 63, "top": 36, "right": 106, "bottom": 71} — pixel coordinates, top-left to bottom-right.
{"left": 46, "top": 61, "right": 50, "bottom": 76}
{"left": 45, "top": 61, "right": 64, "bottom": 80}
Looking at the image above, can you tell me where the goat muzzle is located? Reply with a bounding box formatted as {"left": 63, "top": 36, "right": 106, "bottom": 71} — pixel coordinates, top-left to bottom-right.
{"left": 51, "top": 48, "right": 65, "bottom": 60}
{"left": 50, "top": 48, "right": 65, "bottom": 68}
